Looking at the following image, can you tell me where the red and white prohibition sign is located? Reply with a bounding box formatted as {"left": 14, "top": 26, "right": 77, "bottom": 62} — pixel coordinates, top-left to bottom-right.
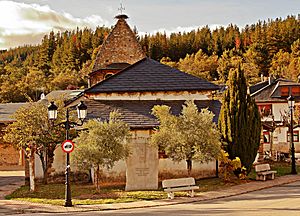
{"left": 62, "top": 140, "right": 75, "bottom": 153}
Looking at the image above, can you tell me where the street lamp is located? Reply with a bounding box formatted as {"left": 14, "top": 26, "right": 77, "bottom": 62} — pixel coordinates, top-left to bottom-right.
{"left": 48, "top": 101, "right": 87, "bottom": 207}
{"left": 287, "top": 95, "right": 297, "bottom": 175}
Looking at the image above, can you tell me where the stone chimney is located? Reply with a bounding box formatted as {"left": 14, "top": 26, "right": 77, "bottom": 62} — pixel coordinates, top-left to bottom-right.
{"left": 268, "top": 75, "right": 275, "bottom": 85}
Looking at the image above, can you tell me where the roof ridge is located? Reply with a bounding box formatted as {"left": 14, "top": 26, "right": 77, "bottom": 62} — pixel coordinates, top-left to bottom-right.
{"left": 250, "top": 78, "right": 290, "bottom": 97}
{"left": 148, "top": 58, "right": 219, "bottom": 88}
{"left": 251, "top": 82, "right": 273, "bottom": 97}
{"left": 86, "top": 57, "right": 147, "bottom": 93}
{"left": 86, "top": 57, "right": 219, "bottom": 94}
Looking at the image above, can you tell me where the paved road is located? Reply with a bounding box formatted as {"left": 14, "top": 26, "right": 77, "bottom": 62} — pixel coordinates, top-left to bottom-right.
{"left": 16, "top": 181, "right": 300, "bottom": 216}
{"left": 0, "top": 171, "right": 24, "bottom": 199}
{"left": 0, "top": 171, "right": 25, "bottom": 215}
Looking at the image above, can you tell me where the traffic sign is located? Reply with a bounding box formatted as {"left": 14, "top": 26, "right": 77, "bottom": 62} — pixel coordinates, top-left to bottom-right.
{"left": 62, "top": 140, "right": 75, "bottom": 153}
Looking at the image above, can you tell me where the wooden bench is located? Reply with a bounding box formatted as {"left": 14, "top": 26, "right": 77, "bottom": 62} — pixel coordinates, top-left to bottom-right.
{"left": 162, "top": 177, "right": 199, "bottom": 199}
{"left": 255, "top": 164, "right": 277, "bottom": 181}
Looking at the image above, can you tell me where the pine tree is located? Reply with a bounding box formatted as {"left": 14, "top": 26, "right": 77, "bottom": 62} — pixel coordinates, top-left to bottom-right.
{"left": 37, "top": 35, "right": 51, "bottom": 74}
{"left": 218, "top": 66, "right": 261, "bottom": 172}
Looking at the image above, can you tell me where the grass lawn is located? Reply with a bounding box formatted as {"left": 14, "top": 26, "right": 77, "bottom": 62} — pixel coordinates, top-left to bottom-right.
{"left": 7, "top": 161, "right": 296, "bottom": 206}
{"left": 248, "top": 161, "right": 300, "bottom": 179}
{"left": 6, "top": 177, "right": 243, "bottom": 205}
{"left": 269, "top": 161, "right": 300, "bottom": 176}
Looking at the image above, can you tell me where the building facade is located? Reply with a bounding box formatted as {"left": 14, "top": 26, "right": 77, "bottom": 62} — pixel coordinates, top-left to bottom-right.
{"left": 251, "top": 77, "right": 300, "bottom": 159}
{"left": 35, "top": 14, "right": 221, "bottom": 190}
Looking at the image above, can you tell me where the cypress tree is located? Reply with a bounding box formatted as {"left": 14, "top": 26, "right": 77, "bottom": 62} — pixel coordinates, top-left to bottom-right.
{"left": 218, "top": 65, "right": 261, "bottom": 172}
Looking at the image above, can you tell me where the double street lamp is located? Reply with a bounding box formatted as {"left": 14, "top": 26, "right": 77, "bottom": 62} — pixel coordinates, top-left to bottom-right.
{"left": 48, "top": 101, "right": 87, "bottom": 207}
{"left": 287, "top": 95, "right": 297, "bottom": 175}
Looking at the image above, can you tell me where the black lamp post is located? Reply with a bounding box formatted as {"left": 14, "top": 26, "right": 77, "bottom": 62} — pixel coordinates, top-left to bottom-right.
{"left": 48, "top": 101, "right": 87, "bottom": 207}
{"left": 287, "top": 95, "right": 297, "bottom": 175}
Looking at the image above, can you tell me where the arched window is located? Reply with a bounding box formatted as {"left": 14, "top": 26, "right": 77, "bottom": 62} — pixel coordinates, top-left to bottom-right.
{"left": 104, "top": 73, "right": 114, "bottom": 79}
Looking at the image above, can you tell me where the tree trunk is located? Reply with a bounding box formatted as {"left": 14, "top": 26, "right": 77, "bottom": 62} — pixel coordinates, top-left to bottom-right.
{"left": 96, "top": 165, "right": 100, "bottom": 191}
{"left": 186, "top": 159, "right": 192, "bottom": 176}
{"left": 29, "top": 147, "right": 36, "bottom": 192}
{"left": 45, "top": 145, "right": 55, "bottom": 184}
{"left": 38, "top": 150, "right": 47, "bottom": 185}
{"left": 39, "top": 145, "right": 55, "bottom": 185}
{"left": 43, "top": 152, "right": 49, "bottom": 185}
{"left": 24, "top": 153, "right": 30, "bottom": 186}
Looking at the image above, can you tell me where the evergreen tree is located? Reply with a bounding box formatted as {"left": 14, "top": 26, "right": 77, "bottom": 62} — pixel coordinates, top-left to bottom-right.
{"left": 218, "top": 66, "right": 261, "bottom": 172}
{"left": 269, "top": 49, "right": 291, "bottom": 79}
{"left": 244, "top": 42, "right": 270, "bottom": 77}
{"left": 178, "top": 49, "right": 219, "bottom": 81}
{"left": 217, "top": 49, "right": 242, "bottom": 82}
{"left": 37, "top": 35, "right": 51, "bottom": 74}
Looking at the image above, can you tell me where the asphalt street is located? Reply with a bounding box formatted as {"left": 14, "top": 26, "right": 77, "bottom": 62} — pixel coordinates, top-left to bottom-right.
{"left": 13, "top": 181, "right": 300, "bottom": 216}
{"left": 0, "top": 171, "right": 24, "bottom": 199}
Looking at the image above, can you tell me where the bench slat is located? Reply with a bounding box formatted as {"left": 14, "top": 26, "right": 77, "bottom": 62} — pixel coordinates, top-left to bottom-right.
{"left": 162, "top": 177, "right": 196, "bottom": 188}
{"left": 164, "top": 186, "right": 199, "bottom": 192}
{"left": 258, "top": 171, "right": 277, "bottom": 175}
{"left": 255, "top": 164, "right": 271, "bottom": 172}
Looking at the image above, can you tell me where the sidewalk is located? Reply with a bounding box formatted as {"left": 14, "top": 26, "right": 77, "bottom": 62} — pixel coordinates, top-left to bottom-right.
{"left": 1, "top": 174, "right": 300, "bottom": 214}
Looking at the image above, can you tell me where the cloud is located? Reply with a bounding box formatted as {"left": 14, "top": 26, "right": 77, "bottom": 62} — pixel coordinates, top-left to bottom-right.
{"left": 0, "top": 1, "right": 110, "bottom": 49}
{"left": 139, "top": 24, "right": 223, "bottom": 36}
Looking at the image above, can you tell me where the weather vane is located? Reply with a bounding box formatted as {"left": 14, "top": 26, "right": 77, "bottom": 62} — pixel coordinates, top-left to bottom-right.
{"left": 118, "top": 2, "right": 125, "bottom": 15}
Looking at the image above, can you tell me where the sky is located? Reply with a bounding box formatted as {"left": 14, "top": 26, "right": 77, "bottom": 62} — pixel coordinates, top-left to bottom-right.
{"left": 0, "top": 0, "right": 299, "bottom": 49}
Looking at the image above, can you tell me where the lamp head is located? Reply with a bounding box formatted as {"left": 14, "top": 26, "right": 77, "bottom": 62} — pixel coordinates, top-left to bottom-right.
{"left": 77, "top": 101, "right": 87, "bottom": 120}
{"left": 48, "top": 101, "right": 58, "bottom": 120}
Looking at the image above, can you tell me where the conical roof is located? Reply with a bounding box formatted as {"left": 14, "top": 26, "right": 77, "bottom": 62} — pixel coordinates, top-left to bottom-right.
{"left": 92, "top": 15, "right": 146, "bottom": 72}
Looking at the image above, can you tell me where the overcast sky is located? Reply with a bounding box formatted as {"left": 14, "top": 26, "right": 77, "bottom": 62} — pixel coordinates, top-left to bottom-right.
{"left": 0, "top": 0, "right": 299, "bottom": 49}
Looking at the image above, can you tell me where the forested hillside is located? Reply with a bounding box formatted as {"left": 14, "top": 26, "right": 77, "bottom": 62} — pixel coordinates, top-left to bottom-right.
{"left": 0, "top": 15, "right": 299, "bottom": 103}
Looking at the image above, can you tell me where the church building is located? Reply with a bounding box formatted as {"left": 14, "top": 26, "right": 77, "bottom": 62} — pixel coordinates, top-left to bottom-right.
{"left": 88, "top": 14, "right": 146, "bottom": 86}
{"left": 64, "top": 14, "right": 221, "bottom": 190}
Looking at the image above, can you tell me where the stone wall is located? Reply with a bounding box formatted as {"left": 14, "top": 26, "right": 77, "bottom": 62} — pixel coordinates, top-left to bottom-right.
{"left": 93, "top": 18, "right": 145, "bottom": 72}
{"left": 0, "top": 144, "right": 22, "bottom": 166}
{"left": 158, "top": 159, "right": 217, "bottom": 180}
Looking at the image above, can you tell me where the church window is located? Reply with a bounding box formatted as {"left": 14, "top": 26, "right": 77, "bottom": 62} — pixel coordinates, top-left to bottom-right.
{"left": 104, "top": 73, "right": 114, "bottom": 79}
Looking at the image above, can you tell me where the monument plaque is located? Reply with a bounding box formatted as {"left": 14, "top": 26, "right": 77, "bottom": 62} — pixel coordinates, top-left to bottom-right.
{"left": 125, "top": 136, "right": 158, "bottom": 191}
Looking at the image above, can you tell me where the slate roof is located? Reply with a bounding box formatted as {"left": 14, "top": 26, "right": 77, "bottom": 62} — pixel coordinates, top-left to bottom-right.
{"left": 84, "top": 99, "right": 221, "bottom": 129}
{"left": 45, "top": 90, "right": 84, "bottom": 105}
{"left": 0, "top": 103, "right": 27, "bottom": 123}
{"left": 249, "top": 80, "right": 269, "bottom": 95}
{"left": 251, "top": 78, "right": 298, "bottom": 102}
{"left": 45, "top": 90, "right": 83, "bottom": 100}
{"left": 86, "top": 58, "right": 220, "bottom": 94}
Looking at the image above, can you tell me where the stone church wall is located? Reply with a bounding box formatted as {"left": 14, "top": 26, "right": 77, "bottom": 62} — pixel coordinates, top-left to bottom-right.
{"left": 34, "top": 129, "right": 216, "bottom": 190}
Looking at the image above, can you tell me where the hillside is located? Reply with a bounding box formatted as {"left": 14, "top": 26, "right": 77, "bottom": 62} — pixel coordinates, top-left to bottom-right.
{"left": 0, "top": 15, "right": 299, "bottom": 103}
